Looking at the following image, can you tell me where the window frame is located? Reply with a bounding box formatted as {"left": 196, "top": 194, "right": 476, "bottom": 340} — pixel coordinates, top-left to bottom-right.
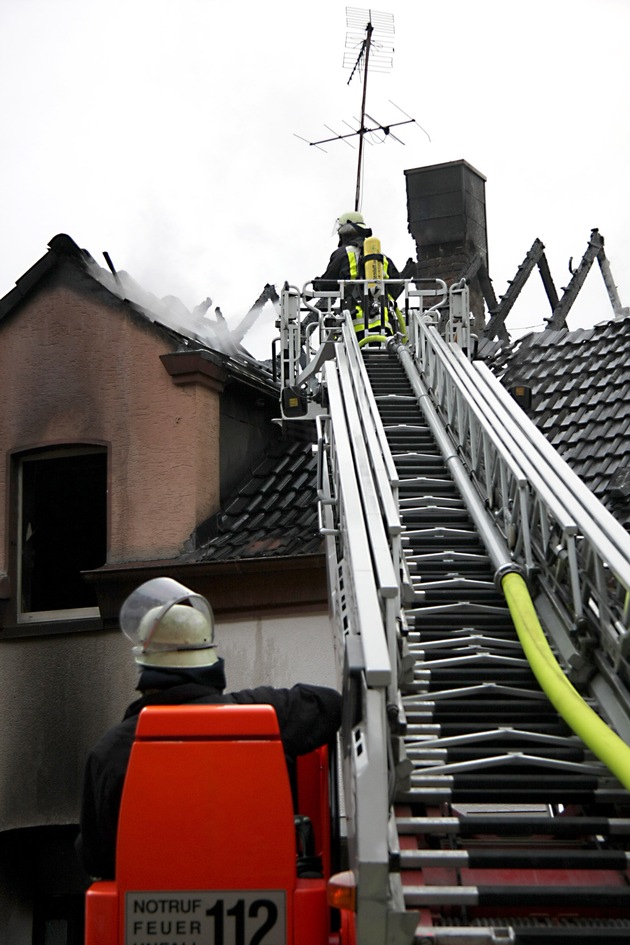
{"left": 1, "top": 443, "right": 109, "bottom": 637}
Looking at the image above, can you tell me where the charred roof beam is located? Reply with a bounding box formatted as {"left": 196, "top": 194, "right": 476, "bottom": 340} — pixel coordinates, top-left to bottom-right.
{"left": 547, "top": 229, "right": 605, "bottom": 329}
{"left": 547, "top": 228, "right": 628, "bottom": 328}
{"left": 483, "top": 238, "right": 557, "bottom": 341}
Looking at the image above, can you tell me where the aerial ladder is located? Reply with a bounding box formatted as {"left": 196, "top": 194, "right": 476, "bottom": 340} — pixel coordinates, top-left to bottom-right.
{"left": 276, "top": 272, "right": 630, "bottom": 944}
{"left": 85, "top": 272, "right": 630, "bottom": 945}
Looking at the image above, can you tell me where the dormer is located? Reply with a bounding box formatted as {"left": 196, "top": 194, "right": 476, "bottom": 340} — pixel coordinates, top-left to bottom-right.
{"left": 0, "top": 234, "right": 281, "bottom": 635}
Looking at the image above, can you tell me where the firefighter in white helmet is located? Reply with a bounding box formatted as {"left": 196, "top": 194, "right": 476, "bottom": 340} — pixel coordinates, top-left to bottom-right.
{"left": 122, "top": 577, "right": 217, "bottom": 667}
{"left": 76, "top": 577, "right": 342, "bottom": 879}
{"left": 312, "top": 211, "right": 404, "bottom": 341}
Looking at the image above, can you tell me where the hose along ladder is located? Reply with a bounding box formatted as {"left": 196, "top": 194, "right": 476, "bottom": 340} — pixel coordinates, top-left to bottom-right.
{"left": 277, "top": 277, "right": 630, "bottom": 944}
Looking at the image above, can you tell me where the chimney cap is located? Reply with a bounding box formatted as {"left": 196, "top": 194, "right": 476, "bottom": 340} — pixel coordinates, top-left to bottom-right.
{"left": 404, "top": 158, "right": 487, "bottom": 182}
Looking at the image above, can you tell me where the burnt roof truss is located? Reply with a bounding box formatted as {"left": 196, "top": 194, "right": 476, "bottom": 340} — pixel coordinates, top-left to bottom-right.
{"left": 481, "top": 229, "right": 628, "bottom": 341}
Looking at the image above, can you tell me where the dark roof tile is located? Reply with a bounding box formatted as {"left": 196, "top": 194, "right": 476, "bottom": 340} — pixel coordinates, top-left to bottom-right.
{"left": 238, "top": 477, "right": 265, "bottom": 497}
{"left": 223, "top": 495, "right": 251, "bottom": 516}
{"left": 490, "top": 311, "right": 630, "bottom": 528}
{"left": 185, "top": 435, "right": 320, "bottom": 563}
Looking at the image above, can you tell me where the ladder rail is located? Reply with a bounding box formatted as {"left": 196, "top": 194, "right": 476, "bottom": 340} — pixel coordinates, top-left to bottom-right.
{"left": 323, "top": 366, "right": 391, "bottom": 686}
{"left": 410, "top": 308, "right": 630, "bottom": 674}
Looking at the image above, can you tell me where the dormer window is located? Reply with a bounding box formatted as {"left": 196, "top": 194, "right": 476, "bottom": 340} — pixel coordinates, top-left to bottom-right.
{"left": 17, "top": 446, "right": 107, "bottom": 623}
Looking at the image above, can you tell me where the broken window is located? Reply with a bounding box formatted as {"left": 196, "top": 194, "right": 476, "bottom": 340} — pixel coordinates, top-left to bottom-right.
{"left": 18, "top": 447, "right": 107, "bottom": 621}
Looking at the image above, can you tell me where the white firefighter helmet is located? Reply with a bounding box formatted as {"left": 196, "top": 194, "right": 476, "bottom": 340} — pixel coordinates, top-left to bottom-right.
{"left": 335, "top": 210, "right": 368, "bottom": 238}
{"left": 338, "top": 210, "right": 365, "bottom": 227}
{"left": 120, "top": 576, "right": 217, "bottom": 668}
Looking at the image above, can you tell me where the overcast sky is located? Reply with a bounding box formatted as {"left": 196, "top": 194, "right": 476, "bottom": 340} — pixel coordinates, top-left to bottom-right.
{"left": 1, "top": 0, "right": 628, "bottom": 357}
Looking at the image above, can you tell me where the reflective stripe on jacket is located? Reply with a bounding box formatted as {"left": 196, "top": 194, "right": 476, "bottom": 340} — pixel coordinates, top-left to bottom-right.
{"left": 345, "top": 246, "right": 392, "bottom": 334}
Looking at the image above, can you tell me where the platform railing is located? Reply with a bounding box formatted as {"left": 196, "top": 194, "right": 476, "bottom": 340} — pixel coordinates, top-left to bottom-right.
{"left": 275, "top": 279, "right": 447, "bottom": 421}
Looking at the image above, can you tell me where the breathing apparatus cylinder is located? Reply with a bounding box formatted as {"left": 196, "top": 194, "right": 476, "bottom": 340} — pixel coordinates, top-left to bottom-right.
{"left": 363, "top": 237, "right": 384, "bottom": 295}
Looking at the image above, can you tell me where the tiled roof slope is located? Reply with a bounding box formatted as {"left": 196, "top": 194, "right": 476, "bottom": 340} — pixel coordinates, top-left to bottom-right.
{"left": 489, "top": 314, "right": 630, "bottom": 527}
{"left": 186, "top": 436, "right": 321, "bottom": 562}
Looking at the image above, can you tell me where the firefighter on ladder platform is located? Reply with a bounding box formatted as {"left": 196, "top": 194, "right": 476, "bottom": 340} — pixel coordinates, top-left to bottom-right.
{"left": 312, "top": 211, "right": 406, "bottom": 344}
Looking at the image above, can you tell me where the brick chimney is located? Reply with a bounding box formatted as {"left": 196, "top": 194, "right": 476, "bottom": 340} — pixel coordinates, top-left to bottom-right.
{"left": 404, "top": 159, "right": 488, "bottom": 326}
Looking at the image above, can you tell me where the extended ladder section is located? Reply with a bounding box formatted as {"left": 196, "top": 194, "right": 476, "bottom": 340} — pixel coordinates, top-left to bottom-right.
{"left": 316, "top": 314, "right": 417, "bottom": 945}
{"left": 277, "top": 279, "right": 630, "bottom": 944}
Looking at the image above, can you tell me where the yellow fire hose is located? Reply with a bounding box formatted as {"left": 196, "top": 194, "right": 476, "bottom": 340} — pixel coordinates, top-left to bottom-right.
{"left": 501, "top": 571, "right": 630, "bottom": 791}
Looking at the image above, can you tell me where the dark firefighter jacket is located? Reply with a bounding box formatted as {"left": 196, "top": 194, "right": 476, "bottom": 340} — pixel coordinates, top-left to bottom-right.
{"left": 312, "top": 227, "right": 403, "bottom": 297}
{"left": 76, "top": 659, "right": 342, "bottom": 879}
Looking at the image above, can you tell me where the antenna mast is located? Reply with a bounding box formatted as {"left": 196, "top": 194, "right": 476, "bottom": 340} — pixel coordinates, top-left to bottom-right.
{"left": 353, "top": 18, "right": 373, "bottom": 210}
{"left": 344, "top": 7, "right": 394, "bottom": 210}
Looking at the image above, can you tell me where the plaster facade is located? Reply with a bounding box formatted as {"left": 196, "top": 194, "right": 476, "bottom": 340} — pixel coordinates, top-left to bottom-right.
{"left": 0, "top": 270, "right": 220, "bottom": 571}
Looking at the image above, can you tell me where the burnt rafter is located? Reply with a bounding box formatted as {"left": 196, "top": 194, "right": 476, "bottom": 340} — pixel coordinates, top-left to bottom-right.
{"left": 547, "top": 228, "right": 625, "bottom": 329}
{"left": 231, "top": 283, "right": 280, "bottom": 345}
{"left": 459, "top": 252, "right": 506, "bottom": 340}
{"left": 482, "top": 238, "right": 558, "bottom": 342}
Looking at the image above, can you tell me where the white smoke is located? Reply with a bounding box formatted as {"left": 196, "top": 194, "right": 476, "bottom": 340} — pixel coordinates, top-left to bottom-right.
{"left": 89, "top": 254, "right": 273, "bottom": 364}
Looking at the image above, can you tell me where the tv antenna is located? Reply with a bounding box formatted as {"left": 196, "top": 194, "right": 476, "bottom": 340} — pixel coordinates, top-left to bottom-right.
{"left": 345, "top": 7, "right": 394, "bottom": 210}
{"left": 295, "top": 7, "right": 429, "bottom": 210}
